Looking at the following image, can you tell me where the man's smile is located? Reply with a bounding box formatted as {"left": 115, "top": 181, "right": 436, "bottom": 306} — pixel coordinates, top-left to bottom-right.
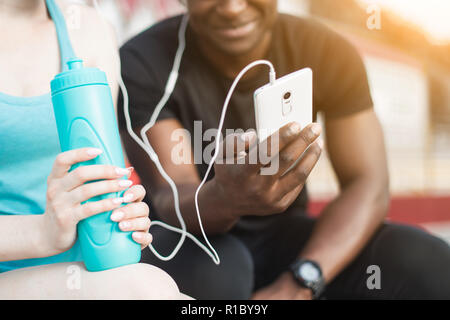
{"left": 212, "top": 19, "right": 260, "bottom": 40}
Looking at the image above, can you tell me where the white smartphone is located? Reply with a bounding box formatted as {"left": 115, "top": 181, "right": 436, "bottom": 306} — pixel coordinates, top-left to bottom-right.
{"left": 254, "top": 68, "right": 313, "bottom": 143}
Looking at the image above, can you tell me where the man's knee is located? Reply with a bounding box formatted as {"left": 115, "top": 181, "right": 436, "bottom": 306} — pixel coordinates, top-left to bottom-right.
{"left": 375, "top": 223, "right": 450, "bottom": 299}
{"left": 141, "top": 229, "right": 254, "bottom": 299}
{"left": 203, "top": 234, "right": 254, "bottom": 299}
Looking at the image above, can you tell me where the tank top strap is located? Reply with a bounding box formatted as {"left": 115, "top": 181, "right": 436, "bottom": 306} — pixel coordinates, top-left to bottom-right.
{"left": 45, "top": 0, "right": 77, "bottom": 71}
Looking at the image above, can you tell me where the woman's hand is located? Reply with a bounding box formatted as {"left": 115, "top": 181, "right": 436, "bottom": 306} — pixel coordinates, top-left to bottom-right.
{"left": 41, "top": 147, "right": 151, "bottom": 255}
{"left": 110, "top": 184, "right": 152, "bottom": 250}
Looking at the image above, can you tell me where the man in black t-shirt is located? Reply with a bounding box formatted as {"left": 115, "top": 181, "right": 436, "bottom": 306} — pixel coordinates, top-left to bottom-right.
{"left": 118, "top": 1, "right": 450, "bottom": 299}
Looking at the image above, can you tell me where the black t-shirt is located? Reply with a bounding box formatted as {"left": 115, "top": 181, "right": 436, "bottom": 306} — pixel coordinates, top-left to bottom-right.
{"left": 118, "top": 14, "right": 373, "bottom": 218}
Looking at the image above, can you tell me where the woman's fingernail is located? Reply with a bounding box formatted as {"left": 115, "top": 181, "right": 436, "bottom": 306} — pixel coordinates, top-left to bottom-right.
{"left": 126, "top": 167, "right": 134, "bottom": 173}
{"left": 133, "top": 232, "right": 142, "bottom": 240}
{"left": 119, "top": 180, "right": 133, "bottom": 188}
{"left": 86, "top": 148, "right": 103, "bottom": 156}
{"left": 119, "top": 221, "right": 130, "bottom": 230}
{"left": 123, "top": 193, "right": 134, "bottom": 203}
{"left": 113, "top": 197, "right": 124, "bottom": 204}
{"left": 110, "top": 211, "right": 124, "bottom": 221}
{"left": 115, "top": 167, "right": 129, "bottom": 176}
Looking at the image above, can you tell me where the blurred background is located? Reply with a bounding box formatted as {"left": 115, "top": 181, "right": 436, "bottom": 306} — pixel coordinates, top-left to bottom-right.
{"left": 82, "top": 0, "right": 450, "bottom": 243}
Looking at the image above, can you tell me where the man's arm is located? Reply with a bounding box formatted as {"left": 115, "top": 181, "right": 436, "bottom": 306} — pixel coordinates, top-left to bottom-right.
{"left": 120, "top": 118, "right": 322, "bottom": 235}
{"left": 120, "top": 119, "right": 240, "bottom": 235}
{"left": 252, "top": 108, "right": 389, "bottom": 300}
{"left": 299, "top": 108, "right": 390, "bottom": 282}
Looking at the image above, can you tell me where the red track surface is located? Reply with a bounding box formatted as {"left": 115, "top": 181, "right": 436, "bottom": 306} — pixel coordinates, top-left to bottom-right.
{"left": 309, "top": 196, "right": 450, "bottom": 225}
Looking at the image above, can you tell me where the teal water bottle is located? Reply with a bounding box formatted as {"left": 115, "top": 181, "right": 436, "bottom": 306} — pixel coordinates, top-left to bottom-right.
{"left": 51, "top": 58, "right": 141, "bottom": 271}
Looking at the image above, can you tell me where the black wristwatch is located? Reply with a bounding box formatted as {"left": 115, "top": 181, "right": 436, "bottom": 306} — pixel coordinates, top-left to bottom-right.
{"left": 289, "top": 259, "right": 325, "bottom": 299}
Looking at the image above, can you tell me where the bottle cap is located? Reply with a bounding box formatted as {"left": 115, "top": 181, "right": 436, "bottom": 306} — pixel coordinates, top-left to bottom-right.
{"left": 50, "top": 58, "right": 108, "bottom": 95}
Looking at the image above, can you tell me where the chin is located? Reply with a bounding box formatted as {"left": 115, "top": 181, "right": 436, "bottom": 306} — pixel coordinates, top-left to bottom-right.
{"left": 219, "top": 42, "right": 257, "bottom": 56}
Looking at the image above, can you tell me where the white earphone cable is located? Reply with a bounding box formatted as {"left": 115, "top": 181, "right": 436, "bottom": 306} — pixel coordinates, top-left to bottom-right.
{"left": 94, "top": 1, "right": 276, "bottom": 265}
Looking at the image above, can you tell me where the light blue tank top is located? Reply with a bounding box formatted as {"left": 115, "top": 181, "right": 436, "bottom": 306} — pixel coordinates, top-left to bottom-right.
{"left": 0, "top": 0, "right": 83, "bottom": 272}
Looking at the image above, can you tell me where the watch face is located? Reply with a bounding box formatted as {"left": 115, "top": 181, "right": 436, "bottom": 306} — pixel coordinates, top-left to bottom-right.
{"left": 299, "top": 262, "right": 320, "bottom": 281}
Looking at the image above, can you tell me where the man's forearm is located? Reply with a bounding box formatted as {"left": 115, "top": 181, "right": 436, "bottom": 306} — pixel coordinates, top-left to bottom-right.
{"left": 299, "top": 177, "right": 389, "bottom": 283}
{"left": 151, "top": 179, "right": 240, "bottom": 235}
{"left": 0, "top": 214, "right": 52, "bottom": 262}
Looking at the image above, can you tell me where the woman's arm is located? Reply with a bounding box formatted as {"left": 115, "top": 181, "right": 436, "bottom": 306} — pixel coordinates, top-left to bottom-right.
{"left": 0, "top": 214, "right": 50, "bottom": 261}
{"left": 0, "top": 148, "right": 151, "bottom": 263}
